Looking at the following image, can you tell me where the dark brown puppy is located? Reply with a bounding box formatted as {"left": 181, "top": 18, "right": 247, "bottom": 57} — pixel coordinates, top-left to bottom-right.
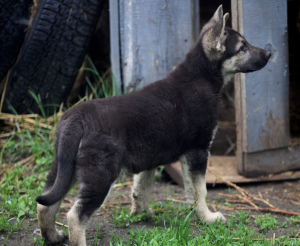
{"left": 36, "top": 5, "right": 270, "bottom": 246}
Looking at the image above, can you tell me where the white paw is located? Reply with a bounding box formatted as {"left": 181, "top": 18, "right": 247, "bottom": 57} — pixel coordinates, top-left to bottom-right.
{"left": 131, "top": 205, "right": 147, "bottom": 215}
{"left": 56, "top": 230, "right": 66, "bottom": 241}
{"left": 131, "top": 200, "right": 148, "bottom": 215}
{"left": 43, "top": 229, "right": 66, "bottom": 244}
{"left": 204, "top": 212, "right": 226, "bottom": 223}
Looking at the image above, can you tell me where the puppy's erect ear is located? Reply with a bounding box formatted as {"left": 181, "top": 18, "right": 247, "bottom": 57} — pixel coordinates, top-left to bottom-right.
{"left": 200, "top": 5, "right": 223, "bottom": 36}
{"left": 216, "top": 13, "right": 229, "bottom": 52}
{"left": 202, "top": 8, "right": 229, "bottom": 60}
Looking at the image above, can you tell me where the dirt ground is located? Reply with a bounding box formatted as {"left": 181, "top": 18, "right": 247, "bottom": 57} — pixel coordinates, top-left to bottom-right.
{"left": 2, "top": 171, "right": 300, "bottom": 246}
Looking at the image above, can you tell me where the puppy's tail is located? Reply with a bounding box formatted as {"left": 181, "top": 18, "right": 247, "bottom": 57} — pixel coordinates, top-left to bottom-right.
{"left": 36, "top": 123, "right": 83, "bottom": 206}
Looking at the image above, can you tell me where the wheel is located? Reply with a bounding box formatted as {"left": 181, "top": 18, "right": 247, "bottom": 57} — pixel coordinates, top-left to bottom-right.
{"left": 0, "top": 0, "right": 32, "bottom": 82}
{"left": 3, "top": 0, "right": 104, "bottom": 114}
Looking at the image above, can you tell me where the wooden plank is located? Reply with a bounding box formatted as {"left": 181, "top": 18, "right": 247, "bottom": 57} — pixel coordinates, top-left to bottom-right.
{"left": 207, "top": 155, "right": 300, "bottom": 183}
{"left": 164, "top": 163, "right": 184, "bottom": 187}
{"left": 118, "top": 0, "right": 197, "bottom": 92}
{"left": 231, "top": 0, "right": 297, "bottom": 176}
{"left": 109, "top": 0, "right": 122, "bottom": 95}
{"left": 165, "top": 155, "right": 300, "bottom": 185}
{"left": 236, "top": 0, "right": 290, "bottom": 153}
{"left": 243, "top": 145, "right": 300, "bottom": 177}
{"left": 231, "top": 0, "right": 244, "bottom": 174}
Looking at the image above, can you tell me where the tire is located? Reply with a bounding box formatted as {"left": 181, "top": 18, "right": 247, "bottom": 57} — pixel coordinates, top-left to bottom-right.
{"left": 0, "top": 0, "right": 32, "bottom": 82}
{"left": 3, "top": 0, "right": 103, "bottom": 114}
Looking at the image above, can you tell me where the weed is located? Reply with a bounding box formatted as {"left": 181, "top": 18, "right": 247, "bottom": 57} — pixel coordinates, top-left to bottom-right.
{"left": 149, "top": 200, "right": 189, "bottom": 226}
{"left": 288, "top": 215, "right": 300, "bottom": 225}
{"left": 0, "top": 164, "right": 45, "bottom": 219}
{"left": 30, "top": 235, "right": 45, "bottom": 245}
{"left": 155, "top": 166, "right": 164, "bottom": 180}
{"left": 81, "top": 57, "right": 118, "bottom": 100}
{"left": 215, "top": 194, "right": 223, "bottom": 204}
{"left": 114, "top": 207, "right": 196, "bottom": 246}
{"left": 224, "top": 201, "right": 233, "bottom": 208}
{"left": 0, "top": 214, "right": 23, "bottom": 232}
{"left": 254, "top": 213, "right": 279, "bottom": 232}
{"left": 93, "top": 223, "right": 103, "bottom": 244}
{"left": 111, "top": 208, "right": 148, "bottom": 228}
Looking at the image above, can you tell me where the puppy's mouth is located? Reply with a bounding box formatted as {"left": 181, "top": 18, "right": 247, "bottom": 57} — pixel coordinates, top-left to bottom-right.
{"left": 240, "top": 56, "right": 270, "bottom": 73}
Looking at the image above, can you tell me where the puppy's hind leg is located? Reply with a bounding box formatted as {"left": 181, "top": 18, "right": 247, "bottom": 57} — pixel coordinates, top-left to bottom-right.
{"left": 67, "top": 171, "right": 119, "bottom": 246}
{"left": 37, "top": 202, "right": 65, "bottom": 243}
{"left": 131, "top": 169, "right": 155, "bottom": 214}
{"left": 37, "top": 159, "right": 66, "bottom": 244}
{"left": 180, "top": 150, "right": 226, "bottom": 223}
{"left": 68, "top": 134, "right": 121, "bottom": 246}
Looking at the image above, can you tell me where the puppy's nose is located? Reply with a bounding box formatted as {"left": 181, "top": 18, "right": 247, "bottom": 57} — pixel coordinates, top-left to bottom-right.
{"left": 265, "top": 51, "right": 271, "bottom": 59}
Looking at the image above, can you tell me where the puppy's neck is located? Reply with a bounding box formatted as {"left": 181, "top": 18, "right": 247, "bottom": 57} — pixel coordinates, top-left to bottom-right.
{"left": 169, "top": 44, "right": 225, "bottom": 94}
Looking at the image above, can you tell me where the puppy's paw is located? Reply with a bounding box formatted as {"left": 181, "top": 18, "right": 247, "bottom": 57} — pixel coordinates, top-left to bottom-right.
{"left": 203, "top": 211, "right": 226, "bottom": 223}
{"left": 131, "top": 206, "right": 146, "bottom": 215}
{"left": 131, "top": 201, "right": 148, "bottom": 215}
{"left": 43, "top": 229, "right": 66, "bottom": 244}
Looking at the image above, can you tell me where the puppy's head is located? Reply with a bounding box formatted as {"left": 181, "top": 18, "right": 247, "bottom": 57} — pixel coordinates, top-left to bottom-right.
{"left": 199, "top": 5, "right": 271, "bottom": 82}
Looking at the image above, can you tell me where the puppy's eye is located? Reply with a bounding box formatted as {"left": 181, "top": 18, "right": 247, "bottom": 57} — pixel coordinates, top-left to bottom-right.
{"left": 239, "top": 44, "right": 247, "bottom": 52}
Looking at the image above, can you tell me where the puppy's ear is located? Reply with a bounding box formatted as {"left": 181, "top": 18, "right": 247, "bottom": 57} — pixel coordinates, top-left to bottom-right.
{"left": 202, "top": 12, "right": 229, "bottom": 60}
{"left": 200, "top": 5, "right": 223, "bottom": 36}
{"left": 216, "top": 13, "right": 229, "bottom": 52}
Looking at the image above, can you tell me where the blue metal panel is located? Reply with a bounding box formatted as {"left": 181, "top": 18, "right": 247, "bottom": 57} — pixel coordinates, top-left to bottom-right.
{"left": 241, "top": 0, "right": 289, "bottom": 152}
{"left": 111, "top": 0, "right": 199, "bottom": 92}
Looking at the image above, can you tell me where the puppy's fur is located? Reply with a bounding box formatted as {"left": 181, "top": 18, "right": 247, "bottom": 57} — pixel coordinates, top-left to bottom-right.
{"left": 36, "top": 5, "right": 271, "bottom": 246}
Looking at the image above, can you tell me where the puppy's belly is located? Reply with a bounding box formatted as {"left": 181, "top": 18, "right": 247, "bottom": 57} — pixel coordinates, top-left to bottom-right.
{"left": 124, "top": 150, "right": 180, "bottom": 174}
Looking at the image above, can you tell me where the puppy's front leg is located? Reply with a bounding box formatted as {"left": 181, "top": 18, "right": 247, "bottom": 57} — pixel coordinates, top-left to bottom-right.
{"left": 180, "top": 150, "right": 226, "bottom": 223}
{"left": 131, "top": 169, "right": 155, "bottom": 214}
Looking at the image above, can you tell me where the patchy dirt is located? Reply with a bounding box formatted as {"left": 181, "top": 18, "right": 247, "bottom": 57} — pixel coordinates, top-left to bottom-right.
{"left": 1, "top": 172, "right": 300, "bottom": 246}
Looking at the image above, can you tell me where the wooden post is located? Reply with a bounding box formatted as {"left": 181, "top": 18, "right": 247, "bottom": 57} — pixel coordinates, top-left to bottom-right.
{"left": 232, "top": 0, "right": 300, "bottom": 177}
{"left": 110, "top": 0, "right": 199, "bottom": 92}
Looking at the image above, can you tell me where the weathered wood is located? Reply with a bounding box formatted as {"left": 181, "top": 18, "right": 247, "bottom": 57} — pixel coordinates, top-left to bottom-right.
{"left": 110, "top": 0, "right": 199, "bottom": 92}
{"left": 231, "top": 0, "right": 298, "bottom": 176}
{"left": 166, "top": 156, "right": 300, "bottom": 184}
{"left": 231, "top": 0, "right": 244, "bottom": 174}
{"left": 164, "top": 162, "right": 184, "bottom": 187}
{"left": 109, "top": 0, "right": 122, "bottom": 94}
{"left": 233, "top": 0, "right": 289, "bottom": 153}
{"left": 243, "top": 146, "right": 300, "bottom": 177}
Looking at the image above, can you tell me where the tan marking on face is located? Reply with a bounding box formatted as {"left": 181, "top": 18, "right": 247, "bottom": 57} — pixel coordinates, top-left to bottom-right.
{"left": 235, "top": 36, "right": 245, "bottom": 51}
{"left": 222, "top": 37, "right": 250, "bottom": 84}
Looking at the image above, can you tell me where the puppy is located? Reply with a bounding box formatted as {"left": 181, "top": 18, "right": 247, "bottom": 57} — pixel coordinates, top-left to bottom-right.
{"left": 36, "top": 5, "right": 270, "bottom": 245}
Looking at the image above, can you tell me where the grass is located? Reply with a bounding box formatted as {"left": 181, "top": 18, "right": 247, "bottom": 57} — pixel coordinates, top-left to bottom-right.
{"left": 0, "top": 57, "right": 115, "bottom": 243}
{"left": 254, "top": 213, "right": 280, "bottom": 232}
{"left": 110, "top": 204, "right": 300, "bottom": 246}
{"left": 111, "top": 208, "right": 148, "bottom": 228}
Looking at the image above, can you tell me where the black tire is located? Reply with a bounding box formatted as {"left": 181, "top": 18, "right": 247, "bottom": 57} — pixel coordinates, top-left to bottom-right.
{"left": 3, "top": 0, "right": 103, "bottom": 114}
{"left": 0, "top": 0, "right": 32, "bottom": 82}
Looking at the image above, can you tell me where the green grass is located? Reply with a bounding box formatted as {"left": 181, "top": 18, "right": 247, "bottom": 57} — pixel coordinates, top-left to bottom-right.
{"left": 0, "top": 57, "right": 116, "bottom": 241}
{"left": 111, "top": 208, "right": 148, "bottom": 228}
{"left": 0, "top": 117, "right": 53, "bottom": 236}
{"left": 254, "top": 213, "right": 280, "bottom": 232}
{"left": 109, "top": 205, "right": 300, "bottom": 246}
